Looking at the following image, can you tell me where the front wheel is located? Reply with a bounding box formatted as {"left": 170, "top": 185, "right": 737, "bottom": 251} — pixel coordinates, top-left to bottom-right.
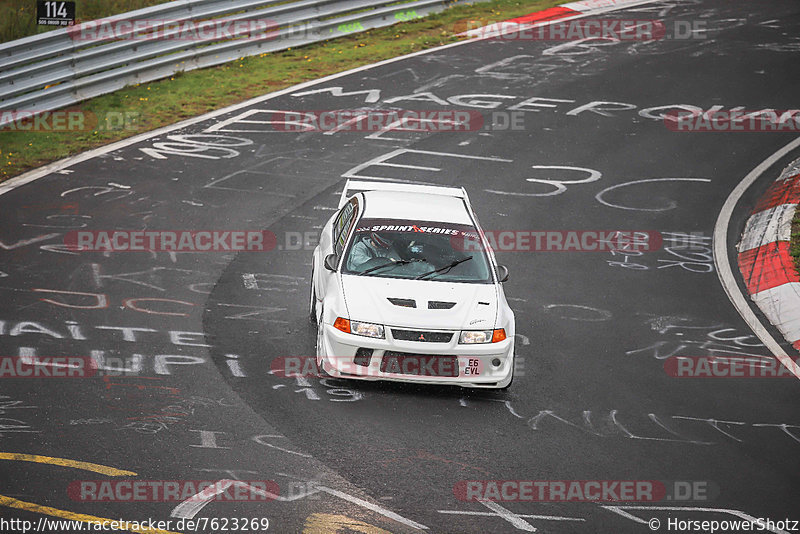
{"left": 314, "top": 307, "right": 331, "bottom": 378}
{"left": 308, "top": 267, "right": 317, "bottom": 323}
{"left": 315, "top": 304, "right": 324, "bottom": 366}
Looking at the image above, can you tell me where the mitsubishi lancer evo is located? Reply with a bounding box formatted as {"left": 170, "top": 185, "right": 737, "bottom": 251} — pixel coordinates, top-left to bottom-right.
{"left": 309, "top": 180, "right": 515, "bottom": 389}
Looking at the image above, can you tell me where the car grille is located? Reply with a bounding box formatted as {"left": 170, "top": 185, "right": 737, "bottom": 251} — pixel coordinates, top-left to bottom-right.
{"left": 391, "top": 329, "right": 453, "bottom": 343}
{"left": 380, "top": 352, "right": 459, "bottom": 377}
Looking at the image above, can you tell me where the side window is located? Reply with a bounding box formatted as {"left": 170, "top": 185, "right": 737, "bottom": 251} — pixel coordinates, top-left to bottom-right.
{"left": 332, "top": 199, "right": 357, "bottom": 257}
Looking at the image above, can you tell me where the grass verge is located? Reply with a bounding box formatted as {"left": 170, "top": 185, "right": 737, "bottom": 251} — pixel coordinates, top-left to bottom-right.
{"left": 0, "top": 0, "right": 562, "bottom": 183}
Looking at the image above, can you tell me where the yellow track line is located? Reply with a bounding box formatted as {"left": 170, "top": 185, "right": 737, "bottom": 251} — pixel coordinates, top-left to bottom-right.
{"left": 0, "top": 452, "right": 136, "bottom": 476}
{"left": 304, "top": 513, "right": 393, "bottom": 533}
{"left": 0, "top": 495, "right": 181, "bottom": 534}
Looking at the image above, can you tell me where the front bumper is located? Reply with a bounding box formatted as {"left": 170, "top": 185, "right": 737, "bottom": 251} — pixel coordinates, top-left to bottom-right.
{"left": 319, "top": 323, "right": 514, "bottom": 388}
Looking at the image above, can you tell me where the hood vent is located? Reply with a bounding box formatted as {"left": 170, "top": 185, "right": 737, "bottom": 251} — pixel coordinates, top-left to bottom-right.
{"left": 388, "top": 298, "right": 416, "bottom": 308}
{"left": 428, "top": 301, "right": 456, "bottom": 310}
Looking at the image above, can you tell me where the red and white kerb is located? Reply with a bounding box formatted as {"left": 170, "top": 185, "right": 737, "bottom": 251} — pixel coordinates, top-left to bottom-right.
{"left": 737, "top": 170, "right": 800, "bottom": 353}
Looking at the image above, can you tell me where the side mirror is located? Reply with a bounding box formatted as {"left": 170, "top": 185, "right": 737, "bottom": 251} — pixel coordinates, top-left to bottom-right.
{"left": 324, "top": 254, "right": 338, "bottom": 272}
{"left": 496, "top": 264, "right": 509, "bottom": 283}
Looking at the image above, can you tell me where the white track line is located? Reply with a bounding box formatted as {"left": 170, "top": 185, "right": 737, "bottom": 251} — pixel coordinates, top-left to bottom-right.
{"left": 317, "top": 486, "right": 429, "bottom": 530}
{"left": 713, "top": 136, "right": 800, "bottom": 381}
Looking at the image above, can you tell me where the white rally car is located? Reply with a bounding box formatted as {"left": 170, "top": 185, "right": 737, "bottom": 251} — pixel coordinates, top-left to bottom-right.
{"left": 309, "top": 180, "right": 515, "bottom": 389}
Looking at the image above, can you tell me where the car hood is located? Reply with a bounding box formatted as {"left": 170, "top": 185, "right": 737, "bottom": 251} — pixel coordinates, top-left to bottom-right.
{"left": 340, "top": 275, "right": 498, "bottom": 330}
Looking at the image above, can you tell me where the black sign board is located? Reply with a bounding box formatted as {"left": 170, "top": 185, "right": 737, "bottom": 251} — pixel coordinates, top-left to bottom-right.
{"left": 37, "top": 1, "right": 76, "bottom": 26}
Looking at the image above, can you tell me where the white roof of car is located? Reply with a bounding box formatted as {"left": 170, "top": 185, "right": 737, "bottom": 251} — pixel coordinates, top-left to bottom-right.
{"left": 361, "top": 191, "right": 473, "bottom": 225}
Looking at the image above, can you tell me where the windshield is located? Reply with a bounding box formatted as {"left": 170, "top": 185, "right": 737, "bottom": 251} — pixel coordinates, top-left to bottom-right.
{"left": 342, "top": 218, "right": 492, "bottom": 283}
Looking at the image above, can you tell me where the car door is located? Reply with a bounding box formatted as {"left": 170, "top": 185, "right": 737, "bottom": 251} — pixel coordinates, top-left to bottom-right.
{"left": 317, "top": 195, "right": 359, "bottom": 309}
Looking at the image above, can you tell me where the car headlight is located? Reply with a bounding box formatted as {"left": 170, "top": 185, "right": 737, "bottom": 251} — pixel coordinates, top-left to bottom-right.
{"left": 459, "top": 329, "right": 507, "bottom": 344}
{"left": 350, "top": 320, "right": 385, "bottom": 338}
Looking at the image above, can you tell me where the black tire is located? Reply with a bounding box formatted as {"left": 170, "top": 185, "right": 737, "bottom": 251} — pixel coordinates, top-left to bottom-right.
{"left": 308, "top": 266, "right": 317, "bottom": 323}
{"left": 315, "top": 302, "right": 331, "bottom": 376}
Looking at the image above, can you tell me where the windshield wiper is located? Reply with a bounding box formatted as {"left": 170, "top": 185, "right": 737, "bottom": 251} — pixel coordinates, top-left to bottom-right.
{"left": 415, "top": 256, "right": 473, "bottom": 280}
{"left": 359, "top": 258, "right": 420, "bottom": 275}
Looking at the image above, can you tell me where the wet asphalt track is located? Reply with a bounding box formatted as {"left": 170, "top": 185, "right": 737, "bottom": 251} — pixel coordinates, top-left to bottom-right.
{"left": 1, "top": 0, "right": 799, "bottom": 532}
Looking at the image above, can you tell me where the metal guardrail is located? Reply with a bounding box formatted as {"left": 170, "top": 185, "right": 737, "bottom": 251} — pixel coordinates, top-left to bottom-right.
{"left": 0, "top": 0, "right": 473, "bottom": 126}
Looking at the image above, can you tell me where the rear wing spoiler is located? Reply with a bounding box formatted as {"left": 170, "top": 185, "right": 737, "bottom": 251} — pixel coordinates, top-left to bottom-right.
{"left": 338, "top": 179, "right": 469, "bottom": 208}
